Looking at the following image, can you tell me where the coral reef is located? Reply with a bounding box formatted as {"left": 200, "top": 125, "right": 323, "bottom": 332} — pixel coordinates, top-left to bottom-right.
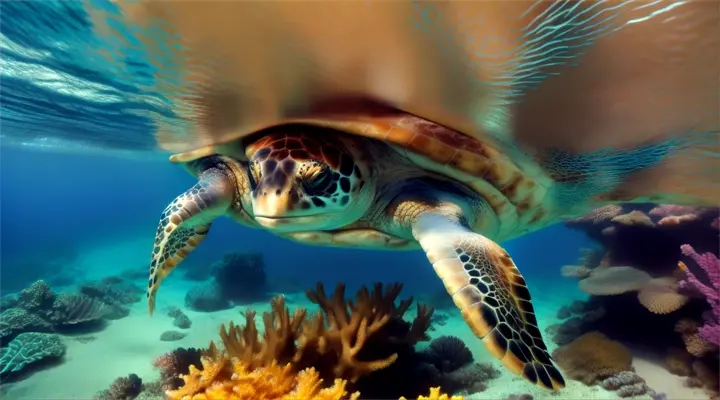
{"left": 185, "top": 281, "right": 230, "bottom": 312}
{"left": 0, "top": 308, "right": 53, "bottom": 343}
{"left": 153, "top": 347, "right": 204, "bottom": 390}
{"left": 551, "top": 331, "right": 632, "bottom": 385}
{"left": 438, "top": 362, "right": 501, "bottom": 394}
{"left": 184, "top": 252, "right": 269, "bottom": 312}
{"left": 400, "top": 387, "right": 464, "bottom": 400}
{"left": 562, "top": 203, "right": 720, "bottom": 397}
{"left": 165, "top": 282, "right": 483, "bottom": 399}
{"left": 423, "top": 336, "right": 474, "bottom": 373}
{"left": 2, "top": 278, "right": 142, "bottom": 335}
{"left": 678, "top": 244, "right": 720, "bottom": 346}
{"left": 78, "top": 277, "right": 143, "bottom": 319}
{"left": 0, "top": 277, "right": 144, "bottom": 383}
{"left": 93, "top": 373, "right": 143, "bottom": 400}
{"left": 600, "top": 371, "right": 660, "bottom": 398}
{"left": 0, "top": 332, "right": 66, "bottom": 380}
{"left": 49, "top": 292, "right": 112, "bottom": 326}
{"left": 167, "top": 357, "right": 359, "bottom": 400}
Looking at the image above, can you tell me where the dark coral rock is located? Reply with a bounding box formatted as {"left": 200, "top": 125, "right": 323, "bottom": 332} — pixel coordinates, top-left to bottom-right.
{"left": 79, "top": 280, "right": 142, "bottom": 306}
{"left": 173, "top": 314, "right": 192, "bottom": 329}
{"left": 213, "top": 251, "right": 268, "bottom": 304}
{"left": 93, "top": 373, "right": 143, "bottom": 400}
{"left": 76, "top": 279, "right": 142, "bottom": 321}
{"left": 557, "top": 305, "right": 572, "bottom": 319}
{"left": 569, "top": 300, "right": 589, "bottom": 314}
{"left": 546, "top": 316, "right": 587, "bottom": 346}
{"left": 440, "top": 362, "right": 502, "bottom": 394}
{"left": 165, "top": 307, "right": 184, "bottom": 319}
{"left": 152, "top": 347, "right": 204, "bottom": 390}
{"left": 506, "top": 394, "right": 534, "bottom": 400}
{"left": 160, "top": 331, "right": 186, "bottom": 342}
{"left": 49, "top": 293, "right": 111, "bottom": 326}
{"left": 430, "top": 311, "right": 450, "bottom": 327}
{"left": 184, "top": 281, "right": 230, "bottom": 312}
{"left": 424, "top": 335, "right": 474, "bottom": 373}
{"left": 18, "top": 280, "right": 55, "bottom": 312}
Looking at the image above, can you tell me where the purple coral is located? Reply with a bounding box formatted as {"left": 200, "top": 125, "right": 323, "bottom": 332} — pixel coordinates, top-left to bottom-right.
{"left": 678, "top": 244, "right": 720, "bottom": 345}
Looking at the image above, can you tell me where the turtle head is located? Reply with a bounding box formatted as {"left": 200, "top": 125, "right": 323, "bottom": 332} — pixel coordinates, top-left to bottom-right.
{"left": 243, "top": 128, "right": 373, "bottom": 232}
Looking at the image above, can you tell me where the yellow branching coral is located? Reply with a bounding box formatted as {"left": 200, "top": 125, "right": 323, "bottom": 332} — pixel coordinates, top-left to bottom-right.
{"left": 400, "top": 387, "right": 464, "bottom": 400}
{"left": 166, "top": 355, "right": 228, "bottom": 399}
{"left": 166, "top": 355, "right": 359, "bottom": 400}
{"left": 218, "top": 283, "right": 434, "bottom": 383}
{"left": 169, "top": 283, "right": 439, "bottom": 399}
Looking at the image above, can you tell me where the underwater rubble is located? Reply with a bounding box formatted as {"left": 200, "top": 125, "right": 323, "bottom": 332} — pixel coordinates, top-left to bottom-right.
{"left": 0, "top": 276, "right": 143, "bottom": 381}
{"left": 98, "top": 282, "right": 500, "bottom": 399}
{"left": 555, "top": 203, "right": 720, "bottom": 399}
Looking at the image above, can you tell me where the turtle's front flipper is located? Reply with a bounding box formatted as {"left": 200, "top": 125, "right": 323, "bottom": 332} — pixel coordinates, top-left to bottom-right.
{"left": 410, "top": 213, "right": 565, "bottom": 391}
{"left": 147, "top": 168, "right": 234, "bottom": 315}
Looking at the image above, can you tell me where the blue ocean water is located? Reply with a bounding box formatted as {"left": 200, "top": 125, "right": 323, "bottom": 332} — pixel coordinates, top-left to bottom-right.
{"left": 2, "top": 1, "right": 719, "bottom": 400}
{"left": 0, "top": 145, "right": 592, "bottom": 297}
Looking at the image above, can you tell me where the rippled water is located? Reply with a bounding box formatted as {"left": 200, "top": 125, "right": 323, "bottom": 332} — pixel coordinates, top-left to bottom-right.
{"left": 2, "top": 0, "right": 717, "bottom": 162}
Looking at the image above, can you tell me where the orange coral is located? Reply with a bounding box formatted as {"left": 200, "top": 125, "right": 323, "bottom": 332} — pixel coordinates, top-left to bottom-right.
{"left": 218, "top": 283, "right": 433, "bottom": 384}
{"left": 675, "top": 319, "right": 718, "bottom": 357}
{"left": 169, "top": 283, "right": 436, "bottom": 398}
{"left": 166, "top": 354, "right": 359, "bottom": 400}
{"left": 400, "top": 387, "right": 464, "bottom": 400}
{"left": 637, "top": 277, "right": 689, "bottom": 314}
{"left": 304, "top": 282, "right": 433, "bottom": 382}
{"left": 552, "top": 331, "right": 633, "bottom": 385}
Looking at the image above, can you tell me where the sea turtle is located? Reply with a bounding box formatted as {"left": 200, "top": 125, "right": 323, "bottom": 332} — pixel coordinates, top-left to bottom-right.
{"left": 146, "top": 110, "right": 718, "bottom": 392}
{"left": 125, "top": 1, "right": 720, "bottom": 393}
{"left": 148, "top": 114, "right": 576, "bottom": 390}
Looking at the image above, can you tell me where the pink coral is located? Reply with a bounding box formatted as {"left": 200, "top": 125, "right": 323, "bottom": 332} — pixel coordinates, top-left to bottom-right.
{"left": 678, "top": 245, "right": 720, "bottom": 346}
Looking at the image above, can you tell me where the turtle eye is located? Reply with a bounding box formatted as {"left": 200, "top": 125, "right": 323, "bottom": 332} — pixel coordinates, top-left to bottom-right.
{"left": 302, "top": 164, "right": 333, "bottom": 195}
{"left": 248, "top": 162, "right": 261, "bottom": 190}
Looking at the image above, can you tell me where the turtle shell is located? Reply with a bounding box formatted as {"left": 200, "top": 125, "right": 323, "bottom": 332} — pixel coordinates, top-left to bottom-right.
{"left": 103, "top": 1, "right": 718, "bottom": 217}
{"left": 170, "top": 110, "right": 553, "bottom": 241}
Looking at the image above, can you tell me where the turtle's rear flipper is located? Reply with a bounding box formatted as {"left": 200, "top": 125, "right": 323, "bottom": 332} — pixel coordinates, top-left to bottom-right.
{"left": 147, "top": 168, "right": 234, "bottom": 315}
{"left": 411, "top": 213, "right": 565, "bottom": 391}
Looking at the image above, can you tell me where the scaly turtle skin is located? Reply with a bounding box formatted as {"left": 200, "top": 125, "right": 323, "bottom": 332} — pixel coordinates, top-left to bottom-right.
{"left": 146, "top": 110, "right": 719, "bottom": 391}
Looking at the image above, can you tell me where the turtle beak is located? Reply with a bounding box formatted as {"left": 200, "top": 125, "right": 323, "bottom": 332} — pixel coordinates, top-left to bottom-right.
{"left": 251, "top": 169, "right": 297, "bottom": 227}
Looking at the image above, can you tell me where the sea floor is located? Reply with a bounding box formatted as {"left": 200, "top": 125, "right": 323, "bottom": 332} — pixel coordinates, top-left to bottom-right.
{"left": 0, "top": 235, "right": 711, "bottom": 400}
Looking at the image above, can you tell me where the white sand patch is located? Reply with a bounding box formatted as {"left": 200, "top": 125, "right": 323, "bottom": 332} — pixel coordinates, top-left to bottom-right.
{"left": 632, "top": 351, "right": 708, "bottom": 400}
